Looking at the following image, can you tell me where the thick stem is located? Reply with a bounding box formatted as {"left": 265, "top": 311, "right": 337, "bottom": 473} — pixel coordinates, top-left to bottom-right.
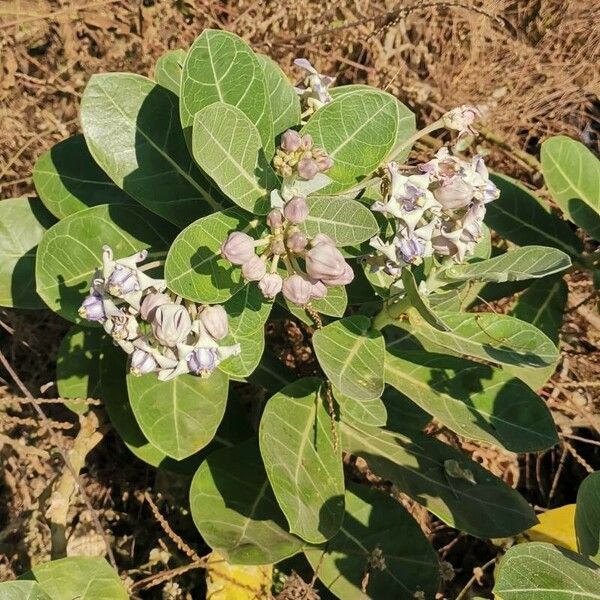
{"left": 371, "top": 295, "right": 412, "bottom": 330}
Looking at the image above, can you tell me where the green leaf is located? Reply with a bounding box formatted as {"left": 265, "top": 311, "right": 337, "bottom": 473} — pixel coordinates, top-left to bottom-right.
{"left": 166, "top": 207, "right": 266, "bottom": 304}
{"left": 333, "top": 385, "right": 387, "bottom": 428}
{"left": 576, "top": 471, "right": 600, "bottom": 565}
{"left": 0, "top": 197, "right": 56, "bottom": 309}
{"left": 493, "top": 542, "right": 600, "bottom": 600}
{"left": 384, "top": 350, "right": 557, "bottom": 452}
{"left": 281, "top": 282, "right": 348, "bottom": 322}
{"left": 439, "top": 245, "right": 571, "bottom": 284}
{"left": 29, "top": 557, "right": 128, "bottom": 600}
{"left": 487, "top": 173, "right": 583, "bottom": 256}
{"left": 301, "top": 89, "right": 414, "bottom": 194}
{"left": 191, "top": 103, "right": 279, "bottom": 214}
{"left": 224, "top": 283, "right": 273, "bottom": 336}
{"left": 340, "top": 421, "right": 536, "bottom": 538}
{"left": 56, "top": 326, "right": 103, "bottom": 415}
{"left": 154, "top": 48, "right": 186, "bottom": 95}
{"left": 257, "top": 54, "right": 301, "bottom": 136}
{"left": 127, "top": 369, "right": 229, "bottom": 460}
{"left": 313, "top": 315, "right": 385, "bottom": 401}
{"left": 36, "top": 204, "right": 175, "bottom": 322}
{"left": 180, "top": 30, "right": 273, "bottom": 153}
{"left": 304, "top": 482, "right": 439, "bottom": 600}
{"left": 402, "top": 268, "right": 449, "bottom": 330}
{"left": 219, "top": 330, "right": 265, "bottom": 379}
{"left": 382, "top": 386, "right": 431, "bottom": 433}
{"left": 32, "top": 135, "right": 135, "bottom": 219}
{"left": 190, "top": 439, "right": 303, "bottom": 565}
{"left": 408, "top": 310, "right": 559, "bottom": 368}
{"left": 542, "top": 136, "right": 600, "bottom": 241}
{"left": 0, "top": 581, "right": 50, "bottom": 600}
{"left": 259, "top": 378, "right": 344, "bottom": 543}
{"left": 299, "top": 197, "right": 379, "bottom": 246}
{"left": 80, "top": 73, "right": 222, "bottom": 227}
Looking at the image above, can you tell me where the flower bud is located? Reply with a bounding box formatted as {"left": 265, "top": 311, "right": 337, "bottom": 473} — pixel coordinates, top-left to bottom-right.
{"left": 316, "top": 156, "right": 333, "bottom": 172}
{"left": 286, "top": 231, "right": 308, "bottom": 253}
{"left": 300, "top": 134, "right": 313, "bottom": 150}
{"left": 322, "top": 262, "right": 354, "bottom": 286}
{"left": 140, "top": 292, "right": 171, "bottom": 322}
{"left": 130, "top": 349, "right": 158, "bottom": 376}
{"left": 106, "top": 266, "right": 140, "bottom": 297}
{"left": 297, "top": 158, "right": 319, "bottom": 180}
{"left": 283, "top": 196, "right": 309, "bottom": 224}
{"left": 267, "top": 208, "right": 284, "bottom": 229}
{"left": 152, "top": 304, "right": 192, "bottom": 347}
{"left": 242, "top": 255, "right": 267, "bottom": 282}
{"left": 311, "top": 233, "right": 335, "bottom": 247}
{"left": 310, "top": 279, "right": 328, "bottom": 299}
{"left": 271, "top": 238, "right": 286, "bottom": 255}
{"left": 280, "top": 129, "right": 302, "bottom": 152}
{"left": 305, "top": 242, "right": 347, "bottom": 281}
{"left": 199, "top": 305, "right": 229, "bottom": 341}
{"left": 78, "top": 292, "right": 106, "bottom": 322}
{"left": 282, "top": 274, "right": 313, "bottom": 305}
{"left": 433, "top": 178, "right": 474, "bottom": 209}
{"left": 187, "top": 347, "right": 219, "bottom": 376}
{"left": 258, "top": 273, "right": 283, "bottom": 299}
{"left": 221, "top": 232, "right": 255, "bottom": 265}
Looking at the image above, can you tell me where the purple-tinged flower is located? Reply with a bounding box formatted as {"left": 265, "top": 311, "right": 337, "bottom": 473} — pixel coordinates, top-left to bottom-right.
{"left": 152, "top": 304, "right": 192, "bottom": 347}
{"left": 316, "top": 156, "right": 333, "bottom": 171}
{"left": 310, "top": 279, "right": 328, "bottom": 299}
{"left": 397, "top": 236, "right": 426, "bottom": 264}
{"left": 297, "top": 158, "right": 319, "bottom": 180}
{"left": 282, "top": 274, "right": 313, "bottom": 305}
{"left": 221, "top": 232, "right": 256, "bottom": 265}
{"left": 281, "top": 129, "right": 302, "bottom": 152}
{"left": 433, "top": 177, "right": 474, "bottom": 209}
{"left": 442, "top": 105, "right": 481, "bottom": 137}
{"left": 242, "top": 255, "right": 267, "bottom": 282}
{"left": 287, "top": 231, "right": 308, "bottom": 253}
{"left": 267, "top": 208, "right": 284, "bottom": 229}
{"left": 305, "top": 241, "right": 347, "bottom": 282}
{"left": 258, "top": 273, "right": 283, "bottom": 299}
{"left": 105, "top": 313, "right": 139, "bottom": 341}
{"left": 284, "top": 196, "right": 309, "bottom": 224}
{"left": 294, "top": 58, "right": 335, "bottom": 108}
{"left": 106, "top": 265, "right": 140, "bottom": 297}
{"left": 130, "top": 348, "right": 158, "bottom": 376}
{"left": 187, "top": 347, "right": 219, "bottom": 376}
{"left": 78, "top": 292, "right": 106, "bottom": 322}
{"left": 199, "top": 305, "right": 229, "bottom": 341}
{"left": 140, "top": 292, "right": 171, "bottom": 322}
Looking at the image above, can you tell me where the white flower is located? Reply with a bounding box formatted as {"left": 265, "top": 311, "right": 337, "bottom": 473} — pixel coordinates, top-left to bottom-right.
{"left": 294, "top": 58, "right": 335, "bottom": 111}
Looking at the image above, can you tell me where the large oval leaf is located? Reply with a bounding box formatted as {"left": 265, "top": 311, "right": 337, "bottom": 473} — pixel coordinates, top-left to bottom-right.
{"left": 384, "top": 350, "right": 557, "bottom": 452}
{"left": 165, "top": 207, "right": 266, "bottom": 304}
{"left": 80, "top": 73, "right": 222, "bottom": 227}
{"left": 313, "top": 315, "right": 385, "bottom": 401}
{"left": 191, "top": 103, "right": 279, "bottom": 214}
{"left": 127, "top": 369, "right": 229, "bottom": 460}
{"left": 341, "top": 421, "right": 536, "bottom": 537}
{"left": 0, "top": 197, "right": 56, "bottom": 309}
{"left": 542, "top": 136, "right": 600, "bottom": 241}
{"left": 333, "top": 385, "right": 387, "bottom": 428}
{"left": 259, "top": 378, "right": 344, "bottom": 544}
{"left": 190, "top": 439, "right": 303, "bottom": 565}
{"left": 36, "top": 204, "right": 176, "bottom": 321}
{"left": 576, "top": 471, "right": 600, "bottom": 565}
{"left": 0, "top": 581, "right": 50, "bottom": 600}
{"left": 154, "top": 48, "right": 186, "bottom": 96}
{"left": 304, "top": 482, "right": 439, "bottom": 600}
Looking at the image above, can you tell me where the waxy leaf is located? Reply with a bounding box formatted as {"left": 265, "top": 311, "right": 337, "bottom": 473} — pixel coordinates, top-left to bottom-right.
{"left": 576, "top": 472, "right": 600, "bottom": 565}
{"left": 0, "top": 197, "right": 56, "bottom": 309}
{"left": 304, "top": 483, "right": 439, "bottom": 600}
{"left": 382, "top": 386, "right": 432, "bottom": 433}
{"left": 494, "top": 542, "right": 600, "bottom": 600}
{"left": 36, "top": 204, "right": 176, "bottom": 322}
{"left": 487, "top": 173, "right": 583, "bottom": 256}
{"left": 219, "top": 330, "right": 265, "bottom": 379}
{"left": 313, "top": 315, "right": 384, "bottom": 401}
{"left": 341, "top": 421, "right": 536, "bottom": 537}
{"left": 181, "top": 30, "right": 273, "bottom": 153}
{"left": 127, "top": 369, "right": 229, "bottom": 460}
{"left": 333, "top": 385, "right": 387, "bottom": 428}
{"left": 80, "top": 73, "right": 222, "bottom": 227}
{"left": 190, "top": 440, "right": 303, "bottom": 565}
{"left": 154, "top": 48, "right": 186, "bottom": 95}
{"left": 224, "top": 283, "right": 273, "bottom": 336}
{"left": 299, "top": 197, "right": 379, "bottom": 246}
{"left": 192, "top": 103, "right": 279, "bottom": 214}
{"left": 0, "top": 581, "right": 50, "bottom": 599}
{"left": 259, "top": 378, "right": 344, "bottom": 543}
{"left": 384, "top": 350, "right": 558, "bottom": 452}
{"left": 33, "top": 135, "right": 134, "bottom": 219}
{"left": 542, "top": 136, "right": 600, "bottom": 240}
{"left": 301, "top": 89, "right": 414, "bottom": 194}
{"left": 402, "top": 267, "right": 449, "bottom": 330}
{"left": 166, "top": 207, "right": 266, "bottom": 304}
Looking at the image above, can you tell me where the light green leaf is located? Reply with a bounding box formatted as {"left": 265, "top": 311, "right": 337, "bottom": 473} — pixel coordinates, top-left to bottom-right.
{"left": 80, "top": 73, "right": 222, "bottom": 227}
{"left": 304, "top": 482, "right": 439, "bottom": 600}
{"left": 257, "top": 54, "right": 301, "bottom": 136}
{"left": 542, "top": 136, "right": 600, "bottom": 240}
{"left": 180, "top": 30, "right": 273, "bottom": 153}
{"left": 190, "top": 439, "right": 303, "bottom": 565}
{"left": 127, "top": 369, "right": 229, "bottom": 460}
{"left": 487, "top": 173, "right": 583, "bottom": 256}
{"left": 340, "top": 420, "right": 536, "bottom": 537}
{"left": 0, "top": 197, "right": 56, "bottom": 309}
{"left": 494, "top": 542, "right": 600, "bottom": 600}
{"left": 0, "top": 581, "right": 50, "bottom": 600}
{"left": 154, "top": 48, "right": 186, "bottom": 95}
{"left": 36, "top": 204, "right": 176, "bottom": 322}
{"left": 576, "top": 471, "right": 600, "bottom": 565}
{"left": 301, "top": 90, "right": 414, "bottom": 194}
{"left": 224, "top": 283, "right": 273, "bottom": 336}
{"left": 259, "top": 378, "right": 344, "bottom": 543}
{"left": 402, "top": 268, "right": 449, "bottom": 330}
{"left": 299, "top": 197, "right": 379, "bottom": 246}
{"left": 333, "top": 385, "right": 387, "bottom": 428}
{"left": 219, "top": 330, "right": 264, "bottom": 379}
{"left": 382, "top": 386, "right": 432, "bottom": 433}
{"left": 29, "top": 557, "right": 128, "bottom": 600}
{"left": 192, "top": 103, "right": 279, "bottom": 214}
{"left": 166, "top": 207, "right": 266, "bottom": 304}
{"left": 32, "top": 135, "right": 134, "bottom": 219}
{"left": 384, "top": 350, "right": 558, "bottom": 452}
{"left": 280, "top": 283, "right": 348, "bottom": 322}
{"left": 313, "top": 315, "right": 385, "bottom": 401}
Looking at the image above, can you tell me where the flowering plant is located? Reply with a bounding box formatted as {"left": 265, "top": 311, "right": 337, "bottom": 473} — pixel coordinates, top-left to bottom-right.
{"left": 1, "top": 29, "right": 592, "bottom": 599}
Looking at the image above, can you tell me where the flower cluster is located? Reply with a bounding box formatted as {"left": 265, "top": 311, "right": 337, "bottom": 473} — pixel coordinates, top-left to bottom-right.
{"left": 272, "top": 130, "right": 333, "bottom": 180}
{"left": 78, "top": 246, "right": 240, "bottom": 380}
{"left": 293, "top": 58, "right": 335, "bottom": 115}
{"left": 369, "top": 146, "right": 499, "bottom": 274}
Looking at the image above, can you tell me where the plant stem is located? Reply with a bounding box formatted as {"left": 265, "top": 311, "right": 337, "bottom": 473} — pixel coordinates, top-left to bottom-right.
{"left": 371, "top": 296, "right": 412, "bottom": 330}
{"left": 454, "top": 556, "right": 497, "bottom": 600}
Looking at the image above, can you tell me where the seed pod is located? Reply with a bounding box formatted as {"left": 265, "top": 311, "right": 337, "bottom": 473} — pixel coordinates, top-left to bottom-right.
{"left": 152, "top": 304, "right": 192, "bottom": 347}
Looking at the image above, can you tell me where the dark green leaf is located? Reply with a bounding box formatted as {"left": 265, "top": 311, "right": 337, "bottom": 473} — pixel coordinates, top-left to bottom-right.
{"left": 576, "top": 471, "right": 600, "bottom": 565}
{"left": 333, "top": 385, "right": 387, "bottom": 428}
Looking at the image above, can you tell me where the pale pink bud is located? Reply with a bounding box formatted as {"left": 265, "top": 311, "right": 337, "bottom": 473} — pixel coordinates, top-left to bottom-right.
{"left": 297, "top": 158, "right": 319, "bottom": 180}
{"left": 281, "top": 129, "right": 302, "bottom": 152}
{"left": 284, "top": 196, "right": 309, "bottom": 224}
{"left": 287, "top": 231, "right": 308, "bottom": 253}
{"left": 322, "top": 262, "right": 354, "bottom": 286}
{"left": 433, "top": 178, "right": 474, "bottom": 209}
{"left": 316, "top": 156, "right": 333, "bottom": 172}
{"left": 140, "top": 292, "right": 171, "bottom": 321}
{"left": 311, "top": 233, "right": 335, "bottom": 247}
{"left": 271, "top": 238, "right": 285, "bottom": 255}
{"left": 267, "top": 208, "right": 284, "bottom": 229}
{"left": 221, "top": 232, "right": 255, "bottom": 265}
{"left": 305, "top": 242, "right": 347, "bottom": 281}
{"left": 152, "top": 304, "right": 192, "bottom": 347}
{"left": 242, "top": 255, "right": 267, "bottom": 281}
{"left": 258, "top": 273, "right": 283, "bottom": 299}
{"left": 282, "top": 274, "right": 313, "bottom": 305}
{"left": 300, "top": 134, "right": 313, "bottom": 150}
{"left": 199, "top": 305, "right": 229, "bottom": 341}
{"left": 310, "top": 279, "right": 328, "bottom": 299}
